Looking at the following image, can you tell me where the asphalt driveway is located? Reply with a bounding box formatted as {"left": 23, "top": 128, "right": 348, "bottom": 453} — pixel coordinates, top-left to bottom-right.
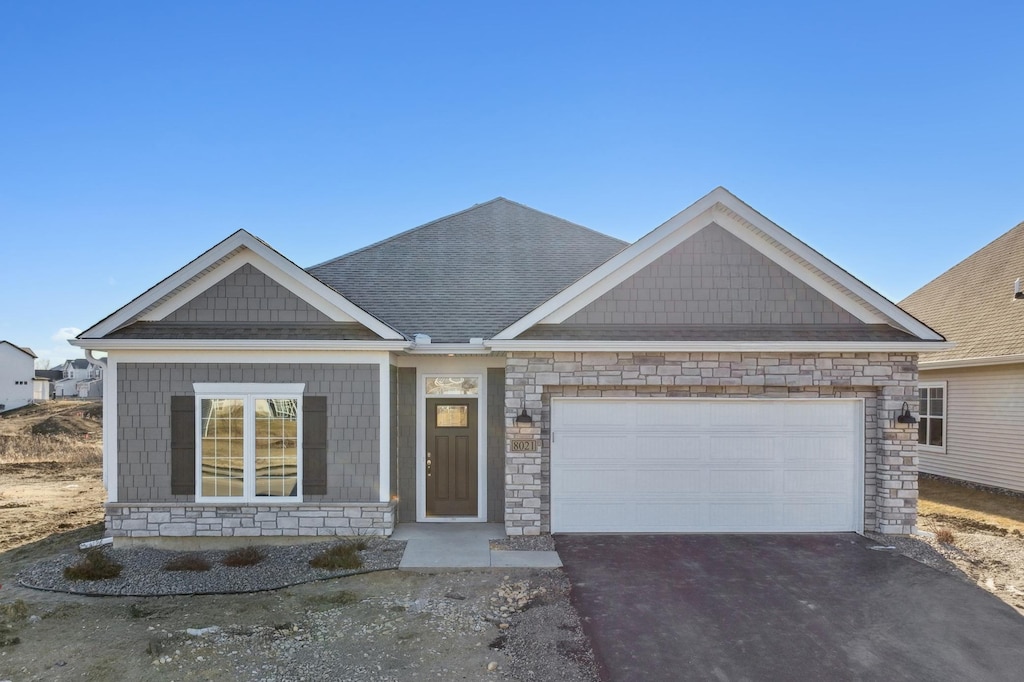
{"left": 556, "top": 534, "right": 1024, "bottom": 682}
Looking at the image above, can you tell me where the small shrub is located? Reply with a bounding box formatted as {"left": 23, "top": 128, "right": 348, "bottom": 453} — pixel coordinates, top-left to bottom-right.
{"left": 164, "top": 554, "right": 212, "bottom": 572}
{"left": 64, "top": 549, "right": 122, "bottom": 581}
{"left": 309, "top": 543, "right": 363, "bottom": 570}
{"left": 1, "top": 600, "right": 29, "bottom": 621}
{"left": 935, "top": 528, "right": 956, "bottom": 545}
{"left": 221, "top": 546, "right": 265, "bottom": 567}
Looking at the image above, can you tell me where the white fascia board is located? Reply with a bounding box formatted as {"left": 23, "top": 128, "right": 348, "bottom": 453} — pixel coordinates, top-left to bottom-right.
{"left": 920, "top": 353, "right": 1024, "bottom": 370}
{"left": 69, "top": 339, "right": 410, "bottom": 352}
{"left": 80, "top": 230, "right": 404, "bottom": 341}
{"left": 405, "top": 342, "right": 492, "bottom": 355}
{"left": 486, "top": 340, "right": 955, "bottom": 353}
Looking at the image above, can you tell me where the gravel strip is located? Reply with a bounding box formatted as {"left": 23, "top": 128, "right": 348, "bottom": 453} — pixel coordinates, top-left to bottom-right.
{"left": 490, "top": 535, "right": 556, "bottom": 551}
{"left": 862, "top": 531, "right": 971, "bottom": 580}
{"left": 18, "top": 539, "right": 406, "bottom": 596}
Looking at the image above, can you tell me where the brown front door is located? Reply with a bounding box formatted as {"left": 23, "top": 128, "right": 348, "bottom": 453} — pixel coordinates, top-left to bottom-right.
{"left": 425, "top": 398, "right": 478, "bottom": 516}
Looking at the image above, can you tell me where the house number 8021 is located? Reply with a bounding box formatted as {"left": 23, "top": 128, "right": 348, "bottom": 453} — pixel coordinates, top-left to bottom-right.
{"left": 510, "top": 439, "right": 537, "bottom": 452}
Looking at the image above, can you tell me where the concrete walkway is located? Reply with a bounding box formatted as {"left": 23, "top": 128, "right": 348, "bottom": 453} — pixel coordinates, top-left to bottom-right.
{"left": 392, "top": 523, "right": 562, "bottom": 569}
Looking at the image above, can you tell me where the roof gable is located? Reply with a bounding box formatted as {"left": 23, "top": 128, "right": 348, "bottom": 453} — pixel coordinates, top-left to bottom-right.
{"left": 0, "top": 341, "right": 36, "bottom": 360}
{"left": 309, "top": 198, "right": 627, "bottom": 342}
{"left": 78, "top": 230, "right": 403, "bottom": 341}
{"left": 901, "top": 220, "right": 1024, "bottom": 363}
{"left": 563, "top": 223, "right": 861, "bottom": 326}
{"left": 495, "top": 188, "right": 943, "bottom": 342}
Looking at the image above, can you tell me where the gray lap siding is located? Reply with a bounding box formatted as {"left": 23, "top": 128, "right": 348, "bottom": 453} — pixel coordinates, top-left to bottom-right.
{"left": 504, "top": 351, "right": 919, "bottom": 535}
{"left": 117, "top": 362, "right": 380, "bottom": 503}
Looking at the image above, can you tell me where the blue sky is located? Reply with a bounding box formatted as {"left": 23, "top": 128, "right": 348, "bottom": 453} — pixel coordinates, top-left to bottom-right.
{"left": 2, "top": 2, "right": 1022, "bottom": 366}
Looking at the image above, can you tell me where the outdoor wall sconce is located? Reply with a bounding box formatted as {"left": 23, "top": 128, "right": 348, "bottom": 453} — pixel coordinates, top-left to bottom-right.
{"left": 515, "top": 408, "right": 533, "bottom": 426}
{"left": 896, "top": 402, "right": 917, "bottom": 424}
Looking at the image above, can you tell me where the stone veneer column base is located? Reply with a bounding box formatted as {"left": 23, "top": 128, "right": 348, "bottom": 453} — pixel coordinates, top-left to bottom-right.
{"left": 106, "top": 502, "right": 396, "bottom": 548}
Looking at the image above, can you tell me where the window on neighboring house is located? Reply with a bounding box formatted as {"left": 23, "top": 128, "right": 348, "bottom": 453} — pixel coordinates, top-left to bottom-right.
{"left": 193, "top": 383, "right": 304, "bottom": 502}
{"left": 918, "top": 382, "right": 946, "bottom": 450}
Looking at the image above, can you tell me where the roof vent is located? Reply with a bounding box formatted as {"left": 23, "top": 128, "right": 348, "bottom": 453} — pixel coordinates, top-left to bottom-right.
{"left": 1015, "top": 278, "right": 1023, "bottom": 300}
{"left": 413, "top": 333, "right": 431, "bottom": 345}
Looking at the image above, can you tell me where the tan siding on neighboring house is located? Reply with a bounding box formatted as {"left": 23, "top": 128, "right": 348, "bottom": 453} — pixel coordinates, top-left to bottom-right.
{"left": 920, "top": 364, "right": 1024, "bottom": 492}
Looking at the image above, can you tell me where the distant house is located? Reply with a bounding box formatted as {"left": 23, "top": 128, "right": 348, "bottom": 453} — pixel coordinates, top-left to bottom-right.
{"left": 901, "top": 220, "right": 1024, "bottom": 493}
{"left": 53, "top": 358, "right": 104, "bottom": 398}
{"left": 34, "top": 368, "right": 63, "bottom": 401}
{"left": 0, "top": 341, "right": 37, "bottom": 412}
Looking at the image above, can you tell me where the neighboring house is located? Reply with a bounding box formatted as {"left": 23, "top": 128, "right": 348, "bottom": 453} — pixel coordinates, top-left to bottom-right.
{"left": 0, "top": 341, "right": 37, "bottom": 412}
{"left": 71, "top": 188, "right": 947, "bottom": 546}
{"left": 53, "top": 358, "right": 103, "bottom": 398}
{"left": 34, "top": 369, "right": 63, "bottom": 401}
{"left": 900, "top": 220, "right": 1024, "bottom": 493}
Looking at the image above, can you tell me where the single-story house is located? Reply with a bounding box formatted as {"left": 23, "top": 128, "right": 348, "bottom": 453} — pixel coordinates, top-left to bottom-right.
{"left": 0, "top": 341, "right": 36, "bottom": 412}
{"left": 72, "top": 188, "right": 947, "bottom": 545}
{"left": 900, "top": 219, "right": 1024, "bottom": 493}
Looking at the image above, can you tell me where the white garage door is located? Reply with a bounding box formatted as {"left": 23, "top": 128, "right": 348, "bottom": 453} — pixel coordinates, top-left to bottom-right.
{"left": 550, "top": 399, "right": 863, "bottom": 533}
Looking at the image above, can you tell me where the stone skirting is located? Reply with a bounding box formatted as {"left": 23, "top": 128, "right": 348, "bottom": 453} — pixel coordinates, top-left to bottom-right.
{"left": 504, "top": 351, "right": 919, "bottom": 536}
{"left": 106, "top": 502, "right": 396, "bottom": 541}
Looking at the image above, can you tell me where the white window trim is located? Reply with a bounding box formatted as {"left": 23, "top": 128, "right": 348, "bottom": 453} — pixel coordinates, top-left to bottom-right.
{"left": 193, "top": 382, "right": 306, "bottom": 503}
{"left": 918, "top": 381, "right": 947, "bottom": 454}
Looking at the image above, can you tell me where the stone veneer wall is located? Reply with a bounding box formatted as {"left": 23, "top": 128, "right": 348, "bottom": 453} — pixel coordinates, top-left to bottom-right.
{"left": 107, "top": 502, "right": 395, "bottom": 541}
{"left": 504, "top": 351, "right": 918, "bottom": 535}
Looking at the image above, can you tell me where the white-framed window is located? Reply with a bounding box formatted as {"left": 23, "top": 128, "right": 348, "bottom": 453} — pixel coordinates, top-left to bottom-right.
{"left": 918, "top": 381, "right": 946, "bottom": 451}
{"left": 193, "top": 383, "right": 304, "bottom": 502}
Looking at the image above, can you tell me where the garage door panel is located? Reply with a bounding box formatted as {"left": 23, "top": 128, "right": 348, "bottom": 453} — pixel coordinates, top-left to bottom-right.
{"left": 781, "top": 503, "right": 850, "bottom": 528}
{"left": 783, "top": 469, "right": 850, "bottom": 494}
{"left": 636, "top": 503, "right": 703, "bottom": 528}
{"left": 709, "top": 469, "right": 774, "bottom": 494}
{"left": 709, "top": 436, "right": 774, "bottom": 460}
{"left": 784, "top": 436, "right": 853, "bottom": 461}
{"left": 557, "top": 435, "right": 631, "bottom": 460}
{"left": 636, "top": 469, "right": 703, "bottom": 493}
{"left": 636, "top": 435, "right": 702, "bottom": 459}
{"left": 551, "top": 399, "right": 863, "bottom": 533}
{"left": 636, "top": 403, "right": 703, "bottom": 427}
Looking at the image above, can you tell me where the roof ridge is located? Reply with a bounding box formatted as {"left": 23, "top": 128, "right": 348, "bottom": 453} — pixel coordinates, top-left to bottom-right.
{"left": 307, "top": 198, "right": 626, "bottom": 270}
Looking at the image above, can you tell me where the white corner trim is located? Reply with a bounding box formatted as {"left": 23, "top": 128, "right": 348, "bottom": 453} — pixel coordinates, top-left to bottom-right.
{"left": 919, "top": 353, "right": 1024, "bottom": 370}
{"left": 485, "top": 340, "right": 955, "bottom": 353}
{"left": 80, "top": 230, "right": 404, "bottom": 341}
{"left": 379, "top": 362, "right": 391, "bottom": 503}
{"left": 492, "top": 188, "right": 944, "bottom": 341}
{"left": 103, "top": 356, "right": 118, "bottom": 502}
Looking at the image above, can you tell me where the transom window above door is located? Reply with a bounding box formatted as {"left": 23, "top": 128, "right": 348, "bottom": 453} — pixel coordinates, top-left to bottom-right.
{"left": 425, "top": 376, "right": 479, "bottom": 396}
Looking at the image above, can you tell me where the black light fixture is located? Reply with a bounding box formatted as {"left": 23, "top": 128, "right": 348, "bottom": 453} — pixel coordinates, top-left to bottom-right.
{"left": 515, "top": 408, "right": 533, "bottom": 426}
{"left": 896, "top": 401, "right": 917, "bottom": 424}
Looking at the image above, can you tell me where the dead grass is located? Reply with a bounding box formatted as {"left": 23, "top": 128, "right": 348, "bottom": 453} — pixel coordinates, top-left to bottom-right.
{"left": 309, "top": 542, "right": 365, "bottom": 570}
{"left": 0, "top": 433, "right": 102, "bottom": 465}
{"left": 64, "top": 549, "right": 123, "bottom": 581}
{"left": 919, "top": 478, "right": 1024, "bottom": 534}
{"left": 221, "top": 547, "right": 265, "bottom": 567}
{"left": 163, "top": 554, "right": 213, "bottom": 572}
{"left": 934, "top": 528, "right": 956, "bottom": 545}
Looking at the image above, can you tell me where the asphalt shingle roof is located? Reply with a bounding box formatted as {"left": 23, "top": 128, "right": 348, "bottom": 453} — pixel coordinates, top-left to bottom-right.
{"left": 900, "top": 221, "right": 1024, "bottom": 362}
{"left": 308, "top": 198, "right": 628, "bottom": 342}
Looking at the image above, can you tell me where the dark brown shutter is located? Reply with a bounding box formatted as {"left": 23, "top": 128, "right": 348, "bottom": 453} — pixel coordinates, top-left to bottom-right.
{"left": 170, "top": 396, "right": 196, "bottom": 495}
{"left": 303, "top": 396, "right": 328, "bottom": 495}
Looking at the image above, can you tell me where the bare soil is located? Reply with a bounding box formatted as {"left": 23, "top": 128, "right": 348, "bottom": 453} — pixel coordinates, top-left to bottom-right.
{"left": 0, "top": 404, "right": 597, "bottom": 681}
{"left": 916, "top": 477, "right": 1024, "bottom": 615}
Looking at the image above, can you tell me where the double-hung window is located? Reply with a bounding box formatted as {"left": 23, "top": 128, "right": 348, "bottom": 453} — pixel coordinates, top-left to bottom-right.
{"left": 917, "top": 382, "right": 946, "bottom": 451}
{"left": 194, "top": 383, "right": 304, "bottom": 502}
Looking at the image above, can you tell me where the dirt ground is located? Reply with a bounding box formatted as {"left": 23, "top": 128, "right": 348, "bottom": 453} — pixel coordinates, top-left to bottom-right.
{"left": 917, "top": 477, "right": 1024, "bottom": 615}
{"left": 0, "top": 403, "right": 597, "bottom": 681}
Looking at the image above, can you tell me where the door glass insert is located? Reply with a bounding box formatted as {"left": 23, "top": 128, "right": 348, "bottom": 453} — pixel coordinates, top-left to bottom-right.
{"left": 436, "top": 404, "right": 468, "bottom": 428}
{"left": 426, "top": 376, "right": 479, "bottom": 396}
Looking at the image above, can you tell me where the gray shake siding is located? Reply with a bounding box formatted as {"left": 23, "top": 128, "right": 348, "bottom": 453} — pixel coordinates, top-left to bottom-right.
{"left": 117, "top": 362, "right": 380, "bottom": 503}
{"left": 163, "top": 263, "right": 333, "bottom": 323}
{"left": 504, "top": 351, "right": 919, "bottom": 535}
{"left": 565, "top": 224, "right": 860, "bottom": 326}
